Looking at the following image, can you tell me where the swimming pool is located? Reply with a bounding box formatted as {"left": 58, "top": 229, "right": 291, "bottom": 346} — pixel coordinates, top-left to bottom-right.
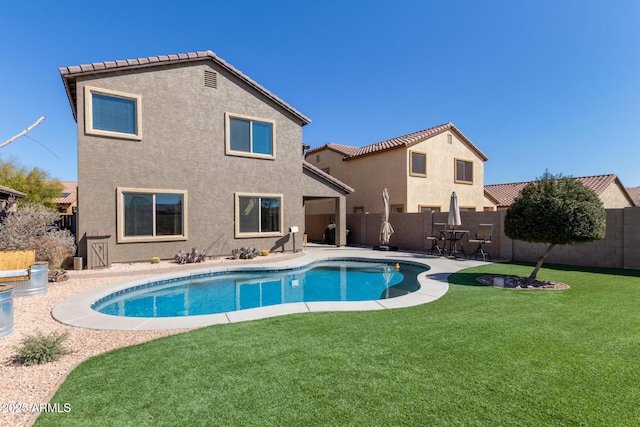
{"left": 92, "top": 260, "right": 429, "bottom": 318}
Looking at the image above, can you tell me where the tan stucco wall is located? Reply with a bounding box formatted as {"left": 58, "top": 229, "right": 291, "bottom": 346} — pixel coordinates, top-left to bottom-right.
{"left": 75, "top": 61, "right": 345, "bottom": 263}
{"left": 307, "top": 129, "right": 486, "bottom": 213}
{"left": 599, "top": 183, "right": 633, "bottom": 208}
{"left": 405, "top": 131, "right": 486, "bottom": 212}
{"left": 341, "top": 148, "right": 408, "bottom": 213}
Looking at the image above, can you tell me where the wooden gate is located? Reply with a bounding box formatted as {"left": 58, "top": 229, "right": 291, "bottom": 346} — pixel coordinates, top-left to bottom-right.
{"left": 86, "top": 232, "right": 111, "bottom": 269}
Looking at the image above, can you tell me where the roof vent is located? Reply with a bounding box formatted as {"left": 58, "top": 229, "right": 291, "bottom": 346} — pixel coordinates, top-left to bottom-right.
{"left": 204, "top": 70, "right": 217, "bottom": 89}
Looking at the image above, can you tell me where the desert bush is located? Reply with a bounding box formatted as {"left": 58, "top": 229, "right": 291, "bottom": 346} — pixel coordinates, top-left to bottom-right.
{"left": 12, "top": 330, "right": 71, "bottom": 366}
{"left": 232, "top": 247, "right": 260, "bottom": 259}
{"left": 0, "top": 204, "right": 76, "bottom": 268}
{"left": 174, "top": 248, "right": 205, "bottom": 264}
{"left": 33, "top": 230, "right": 76, "bottom": 269}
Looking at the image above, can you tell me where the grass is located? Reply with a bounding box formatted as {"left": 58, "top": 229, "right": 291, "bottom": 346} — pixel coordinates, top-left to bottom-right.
{"left": 37, "top": 262, "right": 640, "bottom": 426}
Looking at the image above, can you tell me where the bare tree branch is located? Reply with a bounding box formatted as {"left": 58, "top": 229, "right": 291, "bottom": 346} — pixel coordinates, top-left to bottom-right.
{"left": 0, "top": 116, "right": 46, "bottom": 149}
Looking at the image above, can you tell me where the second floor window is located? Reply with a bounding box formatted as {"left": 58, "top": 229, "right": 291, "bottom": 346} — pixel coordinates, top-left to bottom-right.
{"left": 410, "top": 151, "right": 427, "bottom": 177}
{"left": 226, "top": 113, "right": 275, "bottom": 159}
{"left": 93, "top": 93, "right": 137, "bottom": 134}
{"left": 455, "top": 159, "right": 473, "bottom": 184}
{"left": 85, "top": 86, "right": 142, "bottom": 140}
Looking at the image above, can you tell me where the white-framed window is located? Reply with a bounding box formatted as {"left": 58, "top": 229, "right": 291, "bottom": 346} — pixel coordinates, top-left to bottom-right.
{"left": 409, "top": 150, "right": 427, "bottom": 177}
{"left": 84, "top": 86, "right": 142, "bottom": 140}
{"left": 235, "top": 193, "right": 283, "bottom": 238}
{"left": 117, "top": 188, "right": 187, "bottom": 243}
{"left": 225, "top": 113, "right": 276, "bottom": 159}
{"left": 455, "top": 158, "right": 473, "bottom": 184}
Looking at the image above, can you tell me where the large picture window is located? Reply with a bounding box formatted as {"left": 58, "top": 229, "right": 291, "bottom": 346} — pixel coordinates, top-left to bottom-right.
{"left": 84, "top": 86, "right": 142, "bottom": 140}
{"left": 117, "top": 188, "right": 187, "bottom": 243}
{"left": 226, "top": 113, "right": 275, "bottom": 159}
{"left": 235, "top": 193, "right": 283, "bottom": 237}
{"left": 455, "top": 159, "right": 473, "bottom": 184}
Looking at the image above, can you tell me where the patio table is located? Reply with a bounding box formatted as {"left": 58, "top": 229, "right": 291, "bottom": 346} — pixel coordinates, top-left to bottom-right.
{"left": 440, "top": 229, "right": 469, "bottom": 258}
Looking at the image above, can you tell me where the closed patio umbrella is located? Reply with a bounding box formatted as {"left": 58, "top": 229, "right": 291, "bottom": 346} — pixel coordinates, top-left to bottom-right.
{"left": 379, "top": 188, "right": 394, "bottom": 245}
{"left": 447, "top": 191, "right": 461, "bottom": 229}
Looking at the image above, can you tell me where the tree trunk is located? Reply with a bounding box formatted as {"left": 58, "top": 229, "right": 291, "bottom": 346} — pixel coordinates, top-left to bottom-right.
{"left": 529, "top": 243, "right": 556, "bottom": 279}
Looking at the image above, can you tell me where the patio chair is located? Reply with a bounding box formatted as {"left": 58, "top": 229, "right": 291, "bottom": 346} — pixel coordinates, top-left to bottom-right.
{"left": 469, "top": 224, "right": 493, "bottom": 261}
{"left": 425, "top": 222, "right": 446, "bottom": 256}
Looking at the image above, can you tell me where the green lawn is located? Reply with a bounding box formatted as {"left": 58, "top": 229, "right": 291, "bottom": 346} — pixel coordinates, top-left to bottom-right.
{"left": 37, "top": 263, "right": 640, "bottom": 426}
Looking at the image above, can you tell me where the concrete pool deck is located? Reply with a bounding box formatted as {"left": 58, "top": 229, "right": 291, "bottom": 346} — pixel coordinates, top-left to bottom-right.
{"left": 53, "top": 245, "right": 489, "bottom": 330}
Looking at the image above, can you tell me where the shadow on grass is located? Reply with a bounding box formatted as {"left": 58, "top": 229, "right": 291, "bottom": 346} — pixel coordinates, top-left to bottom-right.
{"left": 447, "top": 261, "right": 640, "bottom": 289}
{"left": 447, "top": 271, "right": 489, "bottom": 287}
{"left": 506, "top": 261, "right": 640, "bottom": 278}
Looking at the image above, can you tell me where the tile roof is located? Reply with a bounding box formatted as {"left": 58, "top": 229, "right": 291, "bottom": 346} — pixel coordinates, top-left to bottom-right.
{"left": 627, "top": 187, "right": 640, "bottom": 205}
{"left": 51, "top": 181, "right": 77, "bottom": 205}
{"left": 306, "top": 143, "right": 360, "bottom": 157}
{"left": 0, "top": 185, "right": 26, "bottom": 198}
{"left": 59, "top": 50, "right": 311, "bottom": 125}
{"left": 484, "top": 181, "right": 530, "bottom": 207}
{"left": 485, "top": 174, "right": 635, "bottom": 207}
{"left": 303, "top": 160, "right": 354, "bottom": 194}
{"left": 306, "top": 123, "right": 488, "bottom": 161}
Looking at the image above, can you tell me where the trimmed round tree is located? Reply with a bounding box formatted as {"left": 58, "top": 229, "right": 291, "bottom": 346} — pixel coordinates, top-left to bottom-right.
{"left": 504, "top": 171, "right": 606, "bottom": 279}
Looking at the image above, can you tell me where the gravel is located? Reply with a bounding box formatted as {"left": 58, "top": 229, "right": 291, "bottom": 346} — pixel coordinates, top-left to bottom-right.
{"left": 0, "top": 252, "right": 300, "bottom": 426}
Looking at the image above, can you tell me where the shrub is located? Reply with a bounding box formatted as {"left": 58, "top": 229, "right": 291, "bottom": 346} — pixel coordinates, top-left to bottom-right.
{"left": 261, "top": 249, "right": 269, "bottom": 256}
{"left": 232, "top": 247, "right": 260, "bottom": 259}
{"left": 505, "top": 170, "right": 606, "bottom": 279}
{"left": 12, "top": 331, "right": 72, "bottom": 366}
{"left": 0, "top": 204, "right": 76, "bottom": 268}
{"left": 34, "top": 230, "right": 76, "bottom": 269}
{"left": 151, "top": 257, "right": 161, "bottom": 264}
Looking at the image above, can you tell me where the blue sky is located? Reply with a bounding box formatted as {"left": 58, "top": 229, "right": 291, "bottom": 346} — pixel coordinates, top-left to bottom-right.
{"left": 1, "top": 0, "right": 639, "bottom": 186}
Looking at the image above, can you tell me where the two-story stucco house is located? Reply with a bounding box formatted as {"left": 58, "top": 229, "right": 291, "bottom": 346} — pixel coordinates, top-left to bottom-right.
{"left": 59, "top": 50, "right": 352, "bottom": 267}
{"left": 305, "top": 123, "right": 489, "bottom": 217}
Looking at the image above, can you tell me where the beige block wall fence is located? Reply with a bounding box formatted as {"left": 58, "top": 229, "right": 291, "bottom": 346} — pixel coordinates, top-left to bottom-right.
{"left": 308, "top": 207, "right": 640, "bottom": 270}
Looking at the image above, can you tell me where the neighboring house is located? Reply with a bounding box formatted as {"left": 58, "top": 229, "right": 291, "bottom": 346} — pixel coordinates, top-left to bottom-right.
{"left": 627, "top": 187, "right": 640, "bottom": 206}
{"left": 59, "top": 50, "right": 352, "bottom": 266}
{"left": 484, "top": 174, "right": 636, "bottom": 210}
{"left": 50, "top": 181, "right": 78, "bottom": 215}
{"left": 305, "top": 123, "right": 489, "bottom": 214}
{"left": 0, "top": 184, "right": 25, "bottom": 214}
{"left": 50, "top": 181, "right": 77, "bottom": 232}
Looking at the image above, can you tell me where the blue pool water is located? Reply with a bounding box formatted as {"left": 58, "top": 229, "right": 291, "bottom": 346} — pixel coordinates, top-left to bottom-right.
{"left": 93, "top": 260, "right": 429, "bottom": 318}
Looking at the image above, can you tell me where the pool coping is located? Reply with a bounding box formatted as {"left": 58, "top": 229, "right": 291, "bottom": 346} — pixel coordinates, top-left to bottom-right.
{"left": 52, "top": 247, "right": 489, "bottom": 330}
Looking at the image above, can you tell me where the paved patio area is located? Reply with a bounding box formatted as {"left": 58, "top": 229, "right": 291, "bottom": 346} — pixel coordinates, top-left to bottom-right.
{"left": 53, "top": 245, "right": 489, "bottom": 330}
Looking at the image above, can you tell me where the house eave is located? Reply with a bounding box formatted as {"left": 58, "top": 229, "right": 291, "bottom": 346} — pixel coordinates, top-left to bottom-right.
{"left": 302, "top": 161, "right": 354, "bottom": 194}
{"left": 59, "top": 50, "right": 311, "bottom": 126}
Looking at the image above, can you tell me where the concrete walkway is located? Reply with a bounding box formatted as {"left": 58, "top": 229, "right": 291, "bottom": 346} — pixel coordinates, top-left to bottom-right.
{"left": 53, "top": 246, "right": 488, "bottom": 330}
